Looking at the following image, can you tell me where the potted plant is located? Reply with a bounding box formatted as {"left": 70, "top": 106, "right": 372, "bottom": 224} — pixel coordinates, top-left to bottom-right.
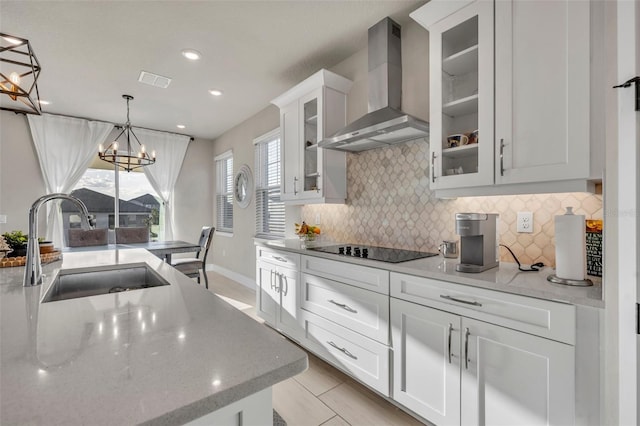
{"left": 2, "top": 230, "right": 28, "bottom": 258}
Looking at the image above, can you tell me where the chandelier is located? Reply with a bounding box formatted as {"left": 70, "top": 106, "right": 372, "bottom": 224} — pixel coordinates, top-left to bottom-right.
{"left": 98, "top": 95, "right": 156, "bottom": 172}
{"left": 0, "top": 33, "right": 42, "bottom": 115}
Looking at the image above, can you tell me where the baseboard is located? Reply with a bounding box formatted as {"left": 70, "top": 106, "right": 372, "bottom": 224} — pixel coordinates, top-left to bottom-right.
{"left": 207, "top": 263, "right": 256, "bottom": 290}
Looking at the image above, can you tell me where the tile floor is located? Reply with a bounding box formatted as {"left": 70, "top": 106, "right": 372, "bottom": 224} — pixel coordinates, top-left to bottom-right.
{"left": 204, "top": 270, "right": 428, "bottom": 426}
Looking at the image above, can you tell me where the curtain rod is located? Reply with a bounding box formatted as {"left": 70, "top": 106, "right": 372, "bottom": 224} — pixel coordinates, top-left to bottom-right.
{"left": 10, "top": 109, "right": 195, "bottom": 141}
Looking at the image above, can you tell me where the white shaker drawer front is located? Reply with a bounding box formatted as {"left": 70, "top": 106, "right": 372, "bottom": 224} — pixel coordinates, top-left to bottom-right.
{"left": 301, "top": 255, "right": 390, "bottom": 294}
{"left": 301, "top": 310, "right": 390, "bottom": 396}
{"left": 300, "top": 273, "right": 390, "bottom": 344}
{"left": 390, "top": 272, "right": 576, "bottom": 345}
{"left": 256, "top": 247, "right": 300, "bottom": 270}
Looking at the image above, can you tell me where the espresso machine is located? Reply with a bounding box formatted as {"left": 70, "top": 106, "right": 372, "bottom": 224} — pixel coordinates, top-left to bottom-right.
{"left": 455, "top": 213, "right": 499, "bottom": 273}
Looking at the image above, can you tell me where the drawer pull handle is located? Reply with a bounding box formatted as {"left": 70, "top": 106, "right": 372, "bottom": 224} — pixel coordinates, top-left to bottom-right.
{"left": 464, "top": 328, "right": 470, "bottom": 370}
{"left": 327, "top": 341, "right": 358, "bottom": 360}
{"left": 273, "top": 256, "right": 288, "bottom": 263}
{"left": 440, "top": 294, "right": 482, "bottom": 307}
{"left": 447, "top": 323, "right": 453, "bottom": 364}
{"left": 328, "top": 299, "right": 358, "bottom": 314}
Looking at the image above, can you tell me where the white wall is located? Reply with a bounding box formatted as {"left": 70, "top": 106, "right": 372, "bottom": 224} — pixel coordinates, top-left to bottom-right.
{"left": 0, "top": 111, "right": 46, "bottom": 234}
{"left": 173, "top": 137, "right": 214, "bottom": 242}
{"left": 0, "top": 110, "right": 213, "bottom": 246}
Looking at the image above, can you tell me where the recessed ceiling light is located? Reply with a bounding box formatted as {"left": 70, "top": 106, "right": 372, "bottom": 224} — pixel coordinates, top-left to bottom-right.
{"left": 176, "top": 124, "right": 186, "bottom": 129}
{"left": 181, "top": 49, "right": 201, "bottom": 61}
{"left": 208, "top": 89, "right": 223, "bottom": 96}
{"left": 38, "top": 100, "right": 50, "bottom": 105}
{"left": 2, "top": 36, "right": 22, "bottom": 45}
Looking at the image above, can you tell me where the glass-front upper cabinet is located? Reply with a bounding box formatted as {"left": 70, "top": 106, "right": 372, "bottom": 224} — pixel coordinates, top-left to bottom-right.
{"left": 412, "top": 0, "right": 494, "bottom": 190}
{"left": 302, "top": 95, "right": 319, "bottom": 193}
{"left": 272, "top": 69, "right": 352, "bottom": 204}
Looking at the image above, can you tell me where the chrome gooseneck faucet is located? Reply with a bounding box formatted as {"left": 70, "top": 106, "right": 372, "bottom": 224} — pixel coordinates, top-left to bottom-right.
{"left": 24, "top": 193, "right": 95, "bottom": 286}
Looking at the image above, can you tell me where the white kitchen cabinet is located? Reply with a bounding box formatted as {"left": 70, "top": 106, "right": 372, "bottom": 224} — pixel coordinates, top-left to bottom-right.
{"left": 271, "top": 69, "right": 352, "bottom": 204}
{"left": 390, "top": 272, "right": 576, "bottom": 426}
{"left": 255, "top": 247, "right": 303, "bottom": 341}
{"left": 461, "top": 317, "right": 575, "bottom": 426}
{"left": 300, "top": 309, "right": 390, "bottom": 396}
{"left": 411, "top": 0, "right": 603, "bottom": 197}
{"left": 391, "top": 298, "right": 461, "bottom": 426}
{"left": 415, "top": 0, "right": 494, "bottom": 191}
{"left": 494, "top": 0, "right": 592, "bottom": 186}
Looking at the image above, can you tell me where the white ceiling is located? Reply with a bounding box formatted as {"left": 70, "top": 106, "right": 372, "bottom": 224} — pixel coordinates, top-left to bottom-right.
{"left": 1, "top": 1, "right": 426, "bottom": 140}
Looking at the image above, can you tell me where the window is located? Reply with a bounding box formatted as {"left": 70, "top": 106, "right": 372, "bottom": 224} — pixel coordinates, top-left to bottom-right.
{"left": 215, "top": 150, "right": 234, "bottom": 234}
{"left": 254, "top": 129, "right": 284, "bottom": 238}
{"left": 70, "top": 166, "right": 163, "bottom": 240}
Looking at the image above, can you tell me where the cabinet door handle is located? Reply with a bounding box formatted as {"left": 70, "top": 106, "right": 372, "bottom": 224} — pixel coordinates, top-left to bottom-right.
{"left": 273, "top": 256, "right": 288, "bottom": 263}
{"left": 270, "top": 270, "right": 276, "bottom": 290}
{"left": 316, "top": 175, "right": 321, "bottom": 193}
{"left": 327, "top": 341, "right": 358, "bottom": 360}
{"left": 464, "top": 327, "right": 470, "bottom": 369}
{"left": 275, "top": 272, "right": 282, "bottom": 293}
{"left": 440, "top": 294, "right": 482, "bottom": 307}
{"left": 282, "top": 275, "right": 288, "bottom": 296}
{"left": 328, "top": 299, "right": 358, "bottom": 314}
{"left": 293, "top": 177, "right": 298, "bottom": 195}
{"left": 431, "top": 151, "right": 437, "bottom": 183}
{"left": 500, "top": 139, "right": 505, "bottom": 176}
{"left": 447, "top": 323, "right": 453, "bottom": 364}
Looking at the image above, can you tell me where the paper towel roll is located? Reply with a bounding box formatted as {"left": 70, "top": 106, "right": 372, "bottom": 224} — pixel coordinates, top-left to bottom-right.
{"left": 555, "top": 207, "right": 585, "bottom": 280}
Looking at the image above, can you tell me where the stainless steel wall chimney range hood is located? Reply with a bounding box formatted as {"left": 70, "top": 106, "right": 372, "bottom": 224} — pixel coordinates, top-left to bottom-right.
{"left": 319, "top": 17, "right": 429, "bottom": 152}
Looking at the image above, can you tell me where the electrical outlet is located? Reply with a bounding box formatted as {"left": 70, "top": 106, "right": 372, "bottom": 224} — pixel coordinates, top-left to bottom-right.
{"left": 0, "top": 215, "right": 6, "bottom": 224}
{"left": 517, "top": 211, "right": 533, "bottom": 233}
{"left": 315, "top": 213, "right": 321, "bottom": 225}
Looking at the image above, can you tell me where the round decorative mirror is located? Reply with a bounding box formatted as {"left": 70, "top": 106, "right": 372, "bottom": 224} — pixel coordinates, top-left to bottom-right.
{"left": 234, "top": 164, "right": 253, "bottom": 208}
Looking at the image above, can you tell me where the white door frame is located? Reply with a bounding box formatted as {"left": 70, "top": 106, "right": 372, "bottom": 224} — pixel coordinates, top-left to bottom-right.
{"left": 604, "top": 0, "right": 638, "bottom": 425}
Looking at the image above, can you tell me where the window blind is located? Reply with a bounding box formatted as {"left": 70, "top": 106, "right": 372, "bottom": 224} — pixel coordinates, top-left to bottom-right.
{"left": 255, "top": 130, "right": 284, "bottom": 238}
{"left": 215, "top": 152, "right": 233, "bottom": 233}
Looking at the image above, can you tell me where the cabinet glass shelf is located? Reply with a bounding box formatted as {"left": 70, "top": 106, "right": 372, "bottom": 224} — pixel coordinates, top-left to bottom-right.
{"left": 443, "top": 94, "right": 478, "bottom": 117}
{"left": 305, "top": 115, "right": 318, "bottom": 124}
{"left": 442, "top": 45, "right": 478, "bottom": 76}
{"left": 442, "top": 143, "right": 478, "bottom": 159}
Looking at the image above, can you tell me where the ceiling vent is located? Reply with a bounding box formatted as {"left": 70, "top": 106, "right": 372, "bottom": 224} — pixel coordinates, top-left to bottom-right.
{"left": 138, "top": 71, "right": 172, "bottom": 89}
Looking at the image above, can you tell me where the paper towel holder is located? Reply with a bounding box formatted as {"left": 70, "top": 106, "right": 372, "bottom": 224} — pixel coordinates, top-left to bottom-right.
{"left": 547, "top": 274, "right": 593, "bottom": 287}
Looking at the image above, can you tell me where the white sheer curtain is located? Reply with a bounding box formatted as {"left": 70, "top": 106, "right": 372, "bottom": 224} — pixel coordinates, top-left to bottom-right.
{"left": 136, "top": 128, "right": 190, "bottom": 240}
{"left": 27, "top": 114, "right": 114, "bottom": 247}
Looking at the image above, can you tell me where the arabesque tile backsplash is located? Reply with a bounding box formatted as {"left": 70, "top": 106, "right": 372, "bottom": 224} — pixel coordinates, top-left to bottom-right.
{"left": 302, "top": 140, "right": 603, "bottom": 267}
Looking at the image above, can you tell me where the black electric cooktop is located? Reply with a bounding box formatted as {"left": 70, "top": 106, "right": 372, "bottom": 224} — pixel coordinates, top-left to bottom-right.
{"left": 307, "top": 244, "right": 438, "bottom": 263}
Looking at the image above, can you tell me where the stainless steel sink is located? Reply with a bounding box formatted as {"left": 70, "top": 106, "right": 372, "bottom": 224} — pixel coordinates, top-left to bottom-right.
{"left": 42, "top": 263, "right": 170, "bottom": 303}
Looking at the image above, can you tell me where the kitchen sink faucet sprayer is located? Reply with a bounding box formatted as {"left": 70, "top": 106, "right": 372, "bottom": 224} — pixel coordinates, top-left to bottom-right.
{"left": 24, "top": 193, "right": 95, "bottom": 286}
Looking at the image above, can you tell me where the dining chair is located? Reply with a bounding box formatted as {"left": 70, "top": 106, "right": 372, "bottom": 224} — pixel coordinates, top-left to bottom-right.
{"left": 171, "top": 226, "right": 214, "bottom": 289}
{"left": 115, "top": 227, "right": 149, "bottom": 244}
{"left": 68, "top": 228, "right": 109, "bottom": 247}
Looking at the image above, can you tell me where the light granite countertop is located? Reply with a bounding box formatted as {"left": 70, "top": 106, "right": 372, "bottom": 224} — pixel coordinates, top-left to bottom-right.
{"left": 258, "top": 239, "right": 603, "bottom": 308}
{"left": 0, "top": 249, "right": 307, "bottom": 425}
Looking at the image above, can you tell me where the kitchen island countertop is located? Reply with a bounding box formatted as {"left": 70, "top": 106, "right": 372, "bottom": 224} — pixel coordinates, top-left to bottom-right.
{"left": 0, "top": 249, "right": 307, "bottom": 425}
{"left": 258, "top": 239, "right": 603, "bottom": 308}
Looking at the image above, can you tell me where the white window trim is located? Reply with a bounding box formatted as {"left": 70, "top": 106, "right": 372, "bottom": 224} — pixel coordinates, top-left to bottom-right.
{"left": 253, "top": 128, "right": 280, "bottom": 145}
{"left": 215, "top": 149, "right": 234, "bottom": 235}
